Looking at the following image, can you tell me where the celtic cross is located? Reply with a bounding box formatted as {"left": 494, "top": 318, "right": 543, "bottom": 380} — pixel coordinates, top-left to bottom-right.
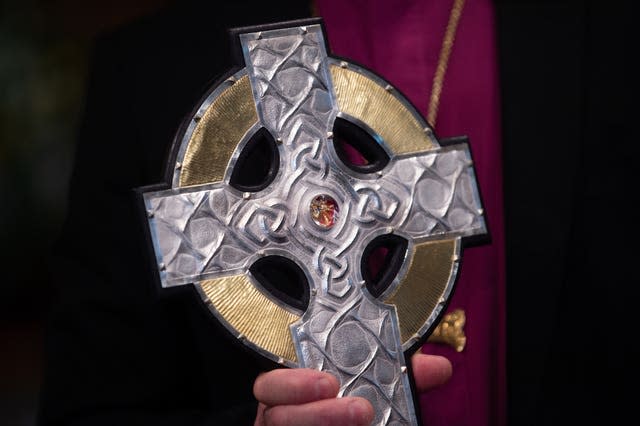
{"left": 141, "top": 22, "right": 487, "bottom": 426}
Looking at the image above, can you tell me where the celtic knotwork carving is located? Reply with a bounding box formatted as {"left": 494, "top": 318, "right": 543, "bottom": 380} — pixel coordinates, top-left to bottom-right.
{"left": 238, "top": 201, "right": 290, "bottom": 245}
{"left": 353, "top": 185, "right": 403, "bottom": 224}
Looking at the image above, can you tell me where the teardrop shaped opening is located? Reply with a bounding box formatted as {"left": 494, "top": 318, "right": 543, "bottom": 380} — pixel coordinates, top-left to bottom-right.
{"left": 332, "top": 117, "right": 390, "bottom": 173}
{"left": 361, "top": 234, "right": 408, "bottom": 298}
{"left": 230, "top": 127, "right": 279, "bottom": 192}
{"left": 249, "top": 255, "right": 309, "bottom": 313}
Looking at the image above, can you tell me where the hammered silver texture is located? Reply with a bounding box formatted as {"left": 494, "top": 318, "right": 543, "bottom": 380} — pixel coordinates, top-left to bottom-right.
{"left": 143, "top": 24, "right": 486, "bottom": 426}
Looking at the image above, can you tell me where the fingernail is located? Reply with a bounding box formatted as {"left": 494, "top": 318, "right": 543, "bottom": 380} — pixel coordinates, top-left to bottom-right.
{"left": 349, "top": 399, "right": 374, "bottom": 425}
{"left": 314, "top": 376, "right": 333, "bottom": 399}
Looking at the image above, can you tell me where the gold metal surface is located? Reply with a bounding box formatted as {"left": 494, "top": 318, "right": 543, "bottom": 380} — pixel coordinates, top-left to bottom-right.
{"left": 200, "top": 275, "right": 299, "bottom": 362}
{"left": 330, "top": 65, "right": 435, "bottom": 155}
{"left": 384, "top": 239, "right": 458, "bottom": 344}
{"left": 427, "top": 308, "right": 466, "bottom": 352}
{"left": 180, "top": 75, "right": 257, "bottom": 186}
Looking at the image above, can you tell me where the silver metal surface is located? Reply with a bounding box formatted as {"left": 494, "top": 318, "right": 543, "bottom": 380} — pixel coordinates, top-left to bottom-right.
{"left": 143, "top": 23, "right": 486, "bottom": 426}
{"left": 145, "top": 145, "right": 484, "bottom": 289}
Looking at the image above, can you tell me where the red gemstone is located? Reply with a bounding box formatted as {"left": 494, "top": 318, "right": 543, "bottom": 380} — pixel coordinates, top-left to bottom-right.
{"left": 310, "top": 195, "right": 339, "bottom": 228}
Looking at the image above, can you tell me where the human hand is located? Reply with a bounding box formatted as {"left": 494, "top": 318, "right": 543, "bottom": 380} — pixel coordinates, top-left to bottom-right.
{"left": 253, "top": 353, "right": 452, "bottom": 426}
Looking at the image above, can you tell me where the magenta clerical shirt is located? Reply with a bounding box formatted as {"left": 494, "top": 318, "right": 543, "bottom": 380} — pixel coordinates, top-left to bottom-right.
{"left": 316, "top": 1, "right": 506, "bottom": 425}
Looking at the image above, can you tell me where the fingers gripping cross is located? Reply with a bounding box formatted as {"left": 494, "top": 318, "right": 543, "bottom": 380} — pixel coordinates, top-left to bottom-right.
{"left": 142, "top": 23, "right": 487, "bottom": 426}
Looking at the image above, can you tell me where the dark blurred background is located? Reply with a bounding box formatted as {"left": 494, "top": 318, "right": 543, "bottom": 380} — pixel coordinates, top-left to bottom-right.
{"left": 1, "top": 1, "right": 169, "bottom": 424}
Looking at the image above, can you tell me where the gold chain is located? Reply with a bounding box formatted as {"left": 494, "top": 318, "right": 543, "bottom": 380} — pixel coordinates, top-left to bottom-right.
{"left": 427, "top": 0, "right": 465, "bottom": 128}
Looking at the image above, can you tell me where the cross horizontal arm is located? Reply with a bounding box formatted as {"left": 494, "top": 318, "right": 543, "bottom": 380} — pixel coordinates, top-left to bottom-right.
{"left": 365, "top": 143, "right": 487, "bottom": 242}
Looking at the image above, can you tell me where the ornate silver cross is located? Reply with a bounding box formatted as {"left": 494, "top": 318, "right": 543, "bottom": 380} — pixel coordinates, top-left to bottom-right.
{"left": 141, "top": 21, "right": 487, "bottom": 426}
